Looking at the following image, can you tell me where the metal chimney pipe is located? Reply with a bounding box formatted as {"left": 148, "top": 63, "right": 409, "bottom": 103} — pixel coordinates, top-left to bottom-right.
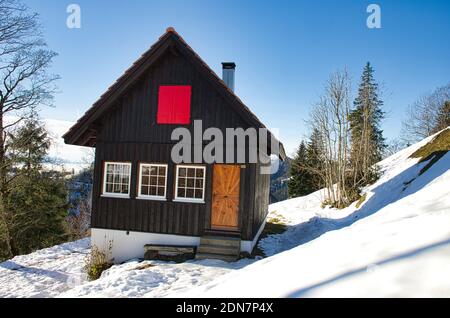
{"left": 222, "top": 62, "right": 236, "bottom": 92}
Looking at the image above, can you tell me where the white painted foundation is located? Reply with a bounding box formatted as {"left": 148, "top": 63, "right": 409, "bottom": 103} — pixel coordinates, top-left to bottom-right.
{"left": 92, "top": 218, "right": 267, "bottom": 263}
{"left": 241, "top": 217, "right": 267, "bottom": 253}
{"left": 91, "top": 228, "right": 200, "bottom": 263}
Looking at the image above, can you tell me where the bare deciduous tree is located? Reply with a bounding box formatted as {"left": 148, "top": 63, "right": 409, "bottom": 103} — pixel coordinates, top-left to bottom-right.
{"left": 401, "top": 83, "right": 450, "bottom": 143}
{"left": 308, "top": 69, "right": 352, "bottom": 208}
{"left": 0, "top": 0, "right": 59, "bottom": 258}
{"left": 383, "top": 138, "right": 407, "bottom": 159}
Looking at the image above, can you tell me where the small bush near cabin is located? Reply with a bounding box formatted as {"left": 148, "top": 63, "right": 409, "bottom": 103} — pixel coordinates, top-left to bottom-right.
{"left": 84, "top": 242, "right": 113, "bottom": 281}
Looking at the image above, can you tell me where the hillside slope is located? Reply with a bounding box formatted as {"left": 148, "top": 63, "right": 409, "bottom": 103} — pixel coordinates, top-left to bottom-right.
{"left": 178, "top": 128, "right": 450, "bottom": 297}
{"left": 0, "top": 129, "right": 448, "bottom": 297}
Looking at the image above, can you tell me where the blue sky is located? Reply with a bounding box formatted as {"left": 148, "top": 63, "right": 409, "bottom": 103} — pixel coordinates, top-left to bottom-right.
{"left": 24, "top": 0, "right": 450, "bottom": 155}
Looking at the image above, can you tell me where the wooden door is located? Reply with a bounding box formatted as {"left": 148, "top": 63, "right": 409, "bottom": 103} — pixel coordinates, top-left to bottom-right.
{"left": 211, "top": 164, "right": 240, "bottom": 231}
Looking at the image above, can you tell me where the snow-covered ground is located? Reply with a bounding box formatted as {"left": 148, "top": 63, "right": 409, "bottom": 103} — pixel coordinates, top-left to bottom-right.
{"left": 0, "top": 130, "right": 449, "bottom": 297}
{"left": 0, "top": 239, "right": 90, "bottom": 298}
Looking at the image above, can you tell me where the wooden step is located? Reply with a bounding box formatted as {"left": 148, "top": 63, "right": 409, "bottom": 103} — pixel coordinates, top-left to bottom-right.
{"left": 197, "top": 244, "right": 239, "bottom": 256}
{"left": 195, "top": 252, "right": 239, "bottom": 262}
{"left": 200, "top": 236, "right": 241, "bottom": 248}
{"left": 195, "top": 235, "right": 241, "bottom": 262}
{"left": 203, "top": 230, "right": 241, "bottom": 238}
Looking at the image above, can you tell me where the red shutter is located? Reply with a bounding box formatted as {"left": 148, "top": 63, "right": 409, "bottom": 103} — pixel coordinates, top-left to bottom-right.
{"left": 157, "top": 85, "right": 191, "bottom": 124}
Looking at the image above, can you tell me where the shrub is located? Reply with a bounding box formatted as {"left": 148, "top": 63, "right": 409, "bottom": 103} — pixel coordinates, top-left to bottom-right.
{"left": 84, "top": 241, "right": 113, "bottom": 281}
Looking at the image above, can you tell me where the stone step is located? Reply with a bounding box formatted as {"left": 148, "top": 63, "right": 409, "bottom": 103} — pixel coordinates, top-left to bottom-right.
{"left": 197, "top": 244, "right": 239, "bottom": 256}
{"left": 195, "top": 252, "right": 239, "bottom": 262}
{"left": 200, "top": 236, "right": 241, "bottom": 248}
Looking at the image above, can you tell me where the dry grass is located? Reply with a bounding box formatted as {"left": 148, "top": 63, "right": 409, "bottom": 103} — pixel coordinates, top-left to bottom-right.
{"left": 409, "top": 128, "right": 450, "bottom": 176}
{"left": 410, "top": 128, "right": 450, "bottom": 162}
{"left": 355, "top": 193, "right": 367, "bottom": 209}
{"left": 252, "top": 211, "right": 288, "bottom": 258}
{"left": 131, "top": 263, "right": 156, "bottom": 271}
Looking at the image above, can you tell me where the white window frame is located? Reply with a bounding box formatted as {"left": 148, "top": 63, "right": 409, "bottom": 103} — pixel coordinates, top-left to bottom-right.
{"left": 174, "top": 165, "right": 206, "bottom": 203}
{"left": 102, "top": 161, "right": 132, "bottom": 198}
{"left": 137, "top": 163, "right": 168, "bottom": 201}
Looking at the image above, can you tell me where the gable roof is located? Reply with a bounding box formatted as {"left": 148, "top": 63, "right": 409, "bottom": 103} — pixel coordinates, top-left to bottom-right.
{"left": 63, "top": 27, "right": 285, "bottom": 160}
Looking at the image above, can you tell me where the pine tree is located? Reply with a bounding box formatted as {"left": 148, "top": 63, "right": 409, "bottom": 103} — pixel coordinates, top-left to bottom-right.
{"left": 6, "top": 118, "right": 68, "bottom": 255}
{"left": 305, "top": 128, "right": 323, "bottom": 191}
{"left": 349, "top": 62, "right": 385, "bottom": 187}
{"left": 288, "top": 131, "right": 324, "bottom": 198}
{"left": 433, "top": 101, "right": 450, "bottom": 133}
{"left": 288, "top": 142, "right": 311, "bottom": 197}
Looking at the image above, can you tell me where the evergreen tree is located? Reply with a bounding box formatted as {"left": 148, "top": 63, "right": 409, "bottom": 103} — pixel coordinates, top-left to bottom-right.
{"left": 288, "top": 142, "right": 311, "bottom": 197}
{"left": 288, "top": 131, "right": 324, "bottom": 198}
{"left": 433, "top": 101, "right": 450, "bottom": 133}
{"left": 349, "top": 62, "right": 386, "bottom": 186}
{"left": 6, "top": 118, "right": 68, "bottom": 255}
{"left": 305, "top": 128, "right": 323, "bottom": 190}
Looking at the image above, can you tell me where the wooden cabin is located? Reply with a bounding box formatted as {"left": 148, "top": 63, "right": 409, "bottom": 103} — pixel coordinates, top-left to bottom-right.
{"left": 63, "top": 28, "right": 285, "bottom": 263}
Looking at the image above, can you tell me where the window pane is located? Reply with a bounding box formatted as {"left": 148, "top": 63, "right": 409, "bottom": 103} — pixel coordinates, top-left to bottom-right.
{"left": 159, "top": 166, "right": 166, "bottom": 176}
{"left": 178, "top": 177, "right": 186, "bottom": 187}
{"left": 187, "top": 178, "right": 194, "bottom": 187}
{"left": 158, "top": 176, "right": 165, "bottom": 186}
{"left": 187, "top": 168, "right": 195, "bottom": 177}
{"left": 142, "top": 166, "right": 150, "bottom": 175}
{"left": 141, "top": 185, "right": 149, "bottom": 195}
{"left": 157, "top": 187, "right": 165, "bottom": 197}
{"left": 150, "top": 166, "right": 157, "bottom": 175}
{"left": 195, "top": 189, "right": 203, "bottom": 199}
{"left": 150, "top": 176, "right": 157, "bottom": 185}
{"left": 104, "top": 163, "right": 131, "bottom": 194}
{"left": 186, "top": 188, "right": 194, "bottom": 198}
{"left": 177, "top": 188, "right": 186, "bottom": 198}
{"left": 196, "top": 168, "right": 204, "bottom": 178}
{"left": 179, "top": 168, "right": 186, "bottom": 177}
{"left": 195, "top": 179, "right": 203, "bottom": 188}
{"left": 150, "top": 186, "right": 157, "bottom": 196}
{"left": 142, "top": 175, "right": 149, "bottom": 186}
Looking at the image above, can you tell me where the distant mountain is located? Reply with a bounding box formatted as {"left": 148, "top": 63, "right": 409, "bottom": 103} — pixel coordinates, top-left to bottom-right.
{"left": 270, "top": 157, "right": 291, "bottom": 203}
{"left": 4, "top": 117, "right": 89, "bottom": 173}
{"left": 43, "top": 118, "right": 92, "bottom": 173}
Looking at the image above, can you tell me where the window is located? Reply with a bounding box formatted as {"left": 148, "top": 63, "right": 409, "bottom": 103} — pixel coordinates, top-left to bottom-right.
{"left": 138, "top": 163, "right": 168, "bottom": 200}
{"left": 103, "top": 162, "right": 131, "bottom": 197}
{"left": 174, "top": 165, "right": 206, "bottom": 203}
{"left": 157, "top": 85, "right": 191, "bottom": 124}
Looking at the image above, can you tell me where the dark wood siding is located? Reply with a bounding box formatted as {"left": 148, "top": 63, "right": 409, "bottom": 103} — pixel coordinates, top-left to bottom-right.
{"left": 90, "top": 51, "right": 270, "bottom": 241}
{"left": 251, "top": 162, "right": 271, "bottom": 238}
{"left": 96, "top": 52, "right": 250, "bottom": 144}
{"left": 91, "top": 142, "right": 262, "bottom": 239}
